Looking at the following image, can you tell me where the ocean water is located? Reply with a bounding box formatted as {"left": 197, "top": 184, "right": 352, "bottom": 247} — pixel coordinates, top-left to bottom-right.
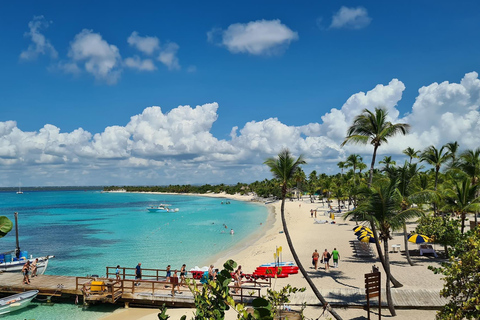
{"left": 0, "top": 191, "right": 269, "bottom": 319}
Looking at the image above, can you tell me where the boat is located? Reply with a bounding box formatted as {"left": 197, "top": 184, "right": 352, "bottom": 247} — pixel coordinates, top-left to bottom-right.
{"left": 259, "top": 261, "right": 296, "bottom": 267}
{"left": 0, "top": 212, "right": 54, "bottom": 274}
{"left": 16, "top": 184, "right": 23, "bottom": 194}
{"left": 0, "top": 290, "right": 38, "bottom": 315}
{"left": 147, "top": 204, "right": 179, "bottom": 213}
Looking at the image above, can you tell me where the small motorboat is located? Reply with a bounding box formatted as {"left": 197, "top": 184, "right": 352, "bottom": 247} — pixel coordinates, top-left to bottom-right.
{"left": 147, "top": 204, "right": 179, "bottom": 213}
{"left": 0, "top": 290, "right": 38, "bottom": 315}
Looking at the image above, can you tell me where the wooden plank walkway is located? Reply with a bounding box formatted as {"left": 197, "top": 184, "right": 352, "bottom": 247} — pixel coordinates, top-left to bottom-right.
{"left": 0, "top": 272, "right": 447, "bottom": 308}
{"left": 291, "top": 288, "right": 448, "bottom": 308}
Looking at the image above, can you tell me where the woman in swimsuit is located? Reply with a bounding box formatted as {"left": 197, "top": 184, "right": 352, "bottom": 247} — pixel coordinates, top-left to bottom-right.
{"left": 179, "top": 264, "right": 187, "bottom": 287}
{"left": 164, "top": 265, "right": 171, "bottom": 288}
{"left": 22, "top": 261, "right": 31, "bottom": 284}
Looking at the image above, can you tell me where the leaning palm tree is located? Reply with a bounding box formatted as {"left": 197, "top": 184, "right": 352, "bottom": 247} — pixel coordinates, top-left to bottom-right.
{"left": 345, "top": 178, "right": 423, "bottom": 316}
{"left": 403, "top": 147, "right": 420, "bottom": 164}
{"left": 264, "top": 149, "right": 342, "bottom": 320}
{"left": 341, "top": 107, "right": 411, "bottom": 187}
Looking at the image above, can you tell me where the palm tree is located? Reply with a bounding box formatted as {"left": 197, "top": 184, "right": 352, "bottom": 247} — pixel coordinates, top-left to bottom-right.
{"left": 442, "top": 178, "right": 480, "bottom": 233}
{"left": 292, "top": 168, "right": 306, "bottom": 200}
{"left": 445, "top": 141, "right": 460, "bottom": 169}
{"left": 379, "top": 155, "right": 397, "bottom": 170}
{"left": 264, "top": 149, "right": 342, "bottom": 320}
{"left": 403, "top": 147, "right": 420, "bottom": 164}
{"left": 345, "top": 178, "right": 421, "bottom": 316}
{"left": 458, "top": 148, "right": 480, "bottom": 226}
{"left": 341, "top": 107, "right": 411, "bottom": 187}
{"left": 420, "top": 145, "right": 451, "bottom": 215}
{"left": 337, "top": 161, "right": 346, "bottom": 175}
{"left": 345, "top": 154, "right": 363, "bottom": 207}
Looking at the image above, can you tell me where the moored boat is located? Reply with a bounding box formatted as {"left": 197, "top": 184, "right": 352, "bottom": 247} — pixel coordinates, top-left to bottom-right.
{"left": 0, "top": 212, "right": 54, "bottom": 274}
{"left": 0, "top": 290, "right": 38, "bottom": 315}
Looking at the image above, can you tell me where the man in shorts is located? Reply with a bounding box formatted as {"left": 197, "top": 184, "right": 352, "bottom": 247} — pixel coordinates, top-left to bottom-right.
{"left": 135, "top": 262, "right": 142, "bottom": 286}
{"left": 332, "top": 248, "right": 340, "bottom": 268}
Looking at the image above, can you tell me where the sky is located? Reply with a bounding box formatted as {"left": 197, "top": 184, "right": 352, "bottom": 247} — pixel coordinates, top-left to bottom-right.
{"left": 1, "top": 1, "right": 480, "bottom": 186}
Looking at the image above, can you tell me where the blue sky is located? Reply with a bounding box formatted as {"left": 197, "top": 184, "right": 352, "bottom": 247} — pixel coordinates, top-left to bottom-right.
{"left": 1, "top": 1, "right": 480, "bottom": 186}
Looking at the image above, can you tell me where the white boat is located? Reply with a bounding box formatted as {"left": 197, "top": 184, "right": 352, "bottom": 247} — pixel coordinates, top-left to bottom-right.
{"left": 16, "top": 184, "right": 23, "bottom": 194}
{"left": 0, "top": 254, "right": 54, "bottom": 274}
{"left": 0, "top": 290, "right": 38, "bottom": 315}
{"left": 0, "top": 212, "right": 54, "bottom": 274}
{"left": 147, "top": 204, "right": 179, "bottom": 213}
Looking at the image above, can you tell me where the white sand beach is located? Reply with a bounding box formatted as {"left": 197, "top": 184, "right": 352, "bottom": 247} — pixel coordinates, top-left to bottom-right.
{"left": 102, "top": 193, "right": 444, "bottom": 320}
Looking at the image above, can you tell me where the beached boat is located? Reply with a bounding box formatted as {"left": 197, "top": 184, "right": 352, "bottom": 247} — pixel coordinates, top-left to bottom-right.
{"left": 0, "top": 212, "right": 54, "bottom": 274}
{"left": 147, "top": 204, "right": 179, "bottom": 213}
{"left": 0, "top": 290, "right": 38, "bottom": 315}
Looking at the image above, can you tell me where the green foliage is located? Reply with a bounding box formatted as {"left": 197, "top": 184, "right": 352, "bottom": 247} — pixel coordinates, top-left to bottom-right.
{"left": 0, "top": 216, "right": 13, "bottom": 238}
{"left": 158, "top": 260, "right": 305, "bottom": 320}
{"left": 416, "top": 215, "right": 461, "bottom": 250}
{"left": 430, "top": 228, "right": 480, "bottom": 319}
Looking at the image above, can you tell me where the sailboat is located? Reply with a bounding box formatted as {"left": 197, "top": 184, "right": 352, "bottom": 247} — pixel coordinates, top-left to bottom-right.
{"left": 16, "top": 184, "right": 23, "bottom": 194}
{"left": 0, "top": 212, "right": 54, "bottom": 273}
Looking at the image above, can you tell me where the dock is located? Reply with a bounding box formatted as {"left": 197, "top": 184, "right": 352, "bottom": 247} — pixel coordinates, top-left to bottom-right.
{"left": 0, "top": 266, "right": 265, "bottom": 308}
{"left": 0, "top": 266, "right": 447, "bottom": 309}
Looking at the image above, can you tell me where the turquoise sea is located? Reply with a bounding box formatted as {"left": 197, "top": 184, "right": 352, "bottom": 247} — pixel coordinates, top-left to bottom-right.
{"left": 0, "top": 191, "right": 269, "bottom": 319}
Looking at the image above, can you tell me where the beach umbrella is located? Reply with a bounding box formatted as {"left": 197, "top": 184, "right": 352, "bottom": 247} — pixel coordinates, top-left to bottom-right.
{"left": 408, "top": 234, "right": 430, "bottom": 244}
{"left": 353, "top": 226, "right": 367, "bottom": 232}
{"left": 358, "top": 234, "right": 376, "bottom": 243}
{"left": 356, "top": 230, "right": 374, "bottom": 237}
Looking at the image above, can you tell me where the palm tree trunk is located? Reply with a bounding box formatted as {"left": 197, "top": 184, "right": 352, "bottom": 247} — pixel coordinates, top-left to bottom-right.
{"left": 403, "top": 223, "right": 414, "bottom": 266}
{"left": 368, "top": 144, "right": 379, "bottom": 187}
{"left": 433, "top": 168, "right": 439, "bottom": 216}
{"left": 370, "top": 223, "right": 403, "bottom": 288}
{"left": 383, "top": 239, "right": 396, "bottom": 316}
{"left": 461, "top": 213, "right": 465, "bottom": 234}
{"left": 280, "top": 191, "right": 342, "bottom": 320}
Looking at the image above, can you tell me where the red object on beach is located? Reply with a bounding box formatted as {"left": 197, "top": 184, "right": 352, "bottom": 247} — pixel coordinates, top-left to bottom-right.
{"left": 254, "top": 266, "right": 298, "bottom": 274}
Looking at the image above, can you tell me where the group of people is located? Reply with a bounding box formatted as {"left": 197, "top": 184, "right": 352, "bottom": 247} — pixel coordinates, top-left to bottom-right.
{"left": 21, "top": 258, "right": 39, "bottom": 284}
{"left": 312, "top": 248, "right": 340, "bottom": 271}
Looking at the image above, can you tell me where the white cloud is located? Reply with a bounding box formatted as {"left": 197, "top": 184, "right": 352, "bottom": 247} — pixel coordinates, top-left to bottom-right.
{"left": 209, "top": 19, "right": 298, "bottom": 55}
{"left": 2, "top": 72, "right": 480, "bottom": 186}
{"left": 67, "top": 29, "right": 122, "bottom": 84}
{"left": 330, "top": 6, "right": 371, "bottom": 30}
{"left": 158, "top": 43, "right": 180, "bottom": 70}
{"left": 20, "top": 16, "right": 58, "bottom": 60}
{"left": 127, "top": 31, "right": 160, "bottom": 55}
{"left": 124, "top": 56, "right": 156, "bottom": 71}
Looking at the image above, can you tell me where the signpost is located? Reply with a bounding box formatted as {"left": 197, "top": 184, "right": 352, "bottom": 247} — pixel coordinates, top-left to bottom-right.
{"left": 365, "top": 267, "right": 381, "bottom": 320}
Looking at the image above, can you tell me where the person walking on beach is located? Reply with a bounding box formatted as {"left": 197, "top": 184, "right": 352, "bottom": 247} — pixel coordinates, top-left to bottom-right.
{"left": 135, "top": 263, "right": 142, "bottom": 286}
{"left": 332, "top": 248, "right": 340, "bottom": 268}
{"left": 179, "top": 264, "right": 187, "bottom": 287}
{"left": 22, "top": 260, "right": 31, "bottom": 284}
{"left": 115, "top": 265, "right": 121, "bottom": 280}
{"left": 322, "top": 249, "right": 330, "bottom": 271}
{"left": 312, "top": 249, "right": 320, "bottom": 270}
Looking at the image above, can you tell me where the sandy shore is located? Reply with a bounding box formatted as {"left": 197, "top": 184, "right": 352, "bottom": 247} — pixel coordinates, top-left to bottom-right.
{"left": 102, "top": 193, "right": 444, "bottom": 320}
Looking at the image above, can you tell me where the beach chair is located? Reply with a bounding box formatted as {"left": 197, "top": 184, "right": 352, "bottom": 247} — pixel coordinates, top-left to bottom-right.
{"left": 419, "top": 244, "right": 438, "bottom": 257}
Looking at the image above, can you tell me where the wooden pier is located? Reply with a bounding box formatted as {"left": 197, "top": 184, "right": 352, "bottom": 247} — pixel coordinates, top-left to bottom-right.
{"left": 0, "top": 266, "right": 265, "bottom": 308}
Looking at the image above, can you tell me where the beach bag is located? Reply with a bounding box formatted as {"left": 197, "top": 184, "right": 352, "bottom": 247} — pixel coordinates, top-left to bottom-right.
{"left": 200, "top": 271, "right": 209, "bottom": 284}
{"left": 327, "top": 252, "right": 331, "bottom": 260}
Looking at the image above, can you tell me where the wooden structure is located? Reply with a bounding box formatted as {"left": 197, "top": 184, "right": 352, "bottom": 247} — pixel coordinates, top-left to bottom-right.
{"left": 0, "top": 266, "right": 263, "bottom": 308}
{"left": 365, "top": 269, "right": 381, "bottom": 320}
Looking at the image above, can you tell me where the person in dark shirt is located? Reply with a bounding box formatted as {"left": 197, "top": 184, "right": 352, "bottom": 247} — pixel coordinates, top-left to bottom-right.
{"left": 135, "top": 262, "right": 142, "bottom": 286}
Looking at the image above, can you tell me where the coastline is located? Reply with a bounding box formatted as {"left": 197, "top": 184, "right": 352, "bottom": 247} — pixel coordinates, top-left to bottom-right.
{"left": 102, "top": 194, "right": 444, "bottom": 320}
